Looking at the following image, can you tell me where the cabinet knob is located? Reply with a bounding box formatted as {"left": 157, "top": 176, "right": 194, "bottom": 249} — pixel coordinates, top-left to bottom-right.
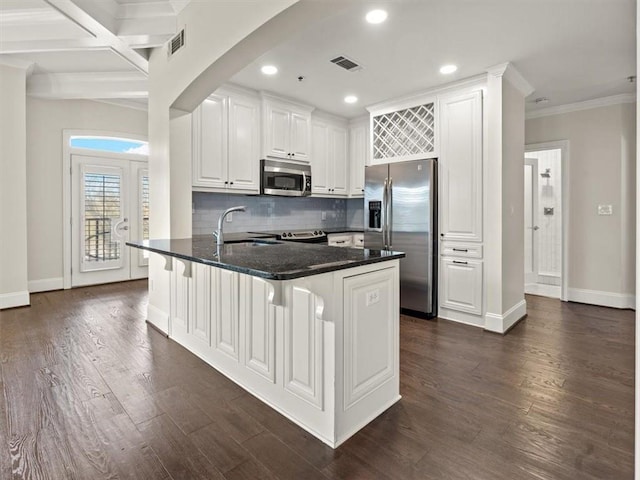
{"left": 224, "top": 181, "right": 228, "bottom": 185}
{"left": 291, "top": 153, "right": 295, "bottom": 157}
{"left": 230, "top": 182, "right": 234, "bottom": 185}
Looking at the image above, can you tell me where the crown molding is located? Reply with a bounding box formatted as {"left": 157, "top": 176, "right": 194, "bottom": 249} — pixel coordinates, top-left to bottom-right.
{"left": 525, "top": 93, "right": 636, "bottom": 119}
{"left": 92, "top": 98, "right": 149, "bottom": 112}
{"left": 27, "top": 71, "right": 148, "bottom": 99}
{"left": 486, "top": 62, "right": 534, "bottom": 97}
{"left": 0, "top": 57, "right": 35, "bottom": 75}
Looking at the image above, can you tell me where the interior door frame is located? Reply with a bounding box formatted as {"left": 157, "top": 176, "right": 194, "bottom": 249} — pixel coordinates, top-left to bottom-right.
{"left": 525, "top": 140, "right": 570, "bottom": 302}
{"left": 63, "top": 130, "right": 148, "bottom": 289}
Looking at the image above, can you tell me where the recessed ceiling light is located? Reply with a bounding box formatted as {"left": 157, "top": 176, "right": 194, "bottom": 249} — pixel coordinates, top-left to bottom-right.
{"left": 366, "top": 9, "right": 387, "bottom": 24}
{"left": 261, "top": 65, "right": 278, "bottom": 75}
{"left": 344, "top": 95, "right": 358, "bottom": 104}
{"left": 439, "top": 64, "right": 457, "bottom": 75}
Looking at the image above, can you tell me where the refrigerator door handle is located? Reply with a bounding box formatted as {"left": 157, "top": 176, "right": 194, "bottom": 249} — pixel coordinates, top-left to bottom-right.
{"left": 382, "top": 178, "right": 388, "bottom": 249}
{"left": 388, "top": 177, "right": 393, "bottom": 249}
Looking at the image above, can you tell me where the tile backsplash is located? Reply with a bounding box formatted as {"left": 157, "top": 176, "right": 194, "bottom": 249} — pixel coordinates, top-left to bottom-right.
{"left": 192, "top": 192, "right": 365, "bottom": 235}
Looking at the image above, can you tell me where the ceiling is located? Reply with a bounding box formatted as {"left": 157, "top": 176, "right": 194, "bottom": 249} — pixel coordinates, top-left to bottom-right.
{"left": 232, "top": 0, "right": 636, "bottom": 118}
{"left": 0, "top": 0, "right": 635, "bottom": 115}
{"left": 0, "top": 0, "right": 188, "bottom": 98}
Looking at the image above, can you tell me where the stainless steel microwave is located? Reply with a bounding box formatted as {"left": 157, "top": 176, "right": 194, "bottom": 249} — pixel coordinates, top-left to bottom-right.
{"left": 260, "top": 159, "right": 312, "bottom": 196}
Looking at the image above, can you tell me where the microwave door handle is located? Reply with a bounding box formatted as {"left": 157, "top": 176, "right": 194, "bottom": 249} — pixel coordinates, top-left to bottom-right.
{"left": 302, "top": 171, "right": 307, "bottom": 193}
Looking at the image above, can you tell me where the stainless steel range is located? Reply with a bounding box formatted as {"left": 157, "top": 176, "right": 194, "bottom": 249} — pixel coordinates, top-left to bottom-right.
{"left": 251, "top": 229, "right": 327, "bottom": 244}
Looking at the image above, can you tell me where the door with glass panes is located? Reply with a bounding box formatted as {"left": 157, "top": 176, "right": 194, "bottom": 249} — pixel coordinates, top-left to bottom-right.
{"left": 71, "top": 155, "right": 149, "bottom": 287}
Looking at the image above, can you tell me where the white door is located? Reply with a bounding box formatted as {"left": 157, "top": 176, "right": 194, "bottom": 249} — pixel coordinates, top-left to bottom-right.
{"left": 71, "top": 155, "right": 148, "bottom": 286}
{"left": 524, "top": 158, "right": 539, "bottom": 286}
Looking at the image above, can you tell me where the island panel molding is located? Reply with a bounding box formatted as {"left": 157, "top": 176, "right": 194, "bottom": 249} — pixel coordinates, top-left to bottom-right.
{"left": 343, "top": 267, "right": 396, "bottom": 410}
{"left": 284, "top": 286, "right": 324, "bottom": 410}
{"left": 243, "top": 275, "right": 277, "bottom": 383}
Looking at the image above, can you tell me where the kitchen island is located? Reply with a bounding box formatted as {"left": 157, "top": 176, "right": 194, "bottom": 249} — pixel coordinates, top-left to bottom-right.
{"left": 127, "top": 236, "right": 404, "bottom": 448}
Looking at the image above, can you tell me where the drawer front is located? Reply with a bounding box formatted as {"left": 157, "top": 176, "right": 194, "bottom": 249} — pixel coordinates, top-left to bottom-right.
{"left": 328, "top": 234, "right": 353, "bottom": 247}
{"left": 441, "top": 242, "right": 483, "bottom": 259}
{"left": 440, "top": 258, "right": 483, "bottom": 315}
{"left": 352, "top": 233, "right": 364, "bottom": 247}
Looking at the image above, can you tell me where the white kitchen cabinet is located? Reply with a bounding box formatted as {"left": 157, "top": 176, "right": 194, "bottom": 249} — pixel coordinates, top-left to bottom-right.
{"left": 348, "top": 119, "right": 368, "bottom": 196}
{"left": 327, "top": 233, "right": 353, "bottom": 247}
{"left": 311, "top": 115, "right": 348, "bottom": 196}
{"left": 439, "top": 90, "right": 483, "bottom": 242}
{"left": 440, "top": 257, "right": 483, "bottom": 315}
{"left": 227, "top": 93, "right": 260, "bottom": 191}
{"left": 192, "top": 94, "right": 227, "bottom": 189}
{"left": 262, "top": 94, "right": 313, "bottom": 161}
{"left": 192, "top": 88, "right": 260, "bottom": 193}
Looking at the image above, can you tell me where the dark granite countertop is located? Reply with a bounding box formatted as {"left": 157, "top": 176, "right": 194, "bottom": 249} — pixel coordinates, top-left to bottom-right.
{"left": 127, "top": 236, "right": 404, "bottom": 280}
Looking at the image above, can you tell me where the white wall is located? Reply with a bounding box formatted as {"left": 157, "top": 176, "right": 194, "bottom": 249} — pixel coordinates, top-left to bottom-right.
{"left": 25, "top": 98, "right": 147, "bottom": 290}
{"left": 0, "top": 65, "right": 29, "bottom": 308}
{"left": 526, "top": 102, "right": 636, "bottom": 305}
{"left": 501, "top": 80, "right": 526, "bottom": 313}
{"left": 484, "top": 65, "right": 528, "bottom": 332}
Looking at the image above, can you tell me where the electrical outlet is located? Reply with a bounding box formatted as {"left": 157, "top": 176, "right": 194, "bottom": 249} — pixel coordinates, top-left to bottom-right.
{"left": 226, "top": 213, "right": 233, "bottom": 222}
{"left": 597, "top": 204, "right": 613, "bottom": 216}
{"left": 321, "top": 211, "right": 327, "bottom": 221}
{"left": 366, "top": 289, "right": 380, "bottom": 306}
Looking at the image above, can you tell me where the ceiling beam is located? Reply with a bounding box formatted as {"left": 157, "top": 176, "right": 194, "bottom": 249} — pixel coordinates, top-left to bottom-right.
{"left": 0, "top": 38, "right": 110, "bottom": 54}
{"left": 43, "top": 0, "right": 148, "bottom": 74}
{"left": 27, "top": 71, "right": 148, "bottom": 99}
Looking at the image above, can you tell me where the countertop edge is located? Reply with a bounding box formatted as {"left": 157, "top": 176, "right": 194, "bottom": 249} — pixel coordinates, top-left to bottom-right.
{"left": 126, "top": 241, "right": 404, "bottom": 280}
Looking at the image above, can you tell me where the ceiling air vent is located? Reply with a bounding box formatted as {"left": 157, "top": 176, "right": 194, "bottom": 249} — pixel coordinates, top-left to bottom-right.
{"left": 330, "top": 55, "right": 362, "bottom": 72}
{"left": 168, "top": 29, "right": 185, "bottom": 58}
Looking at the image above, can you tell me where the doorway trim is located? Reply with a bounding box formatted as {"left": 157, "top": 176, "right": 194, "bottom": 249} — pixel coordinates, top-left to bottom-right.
{"left": 63, "top": 130, "right": 148, "bottom": 289}
{"left": 524, "top": 140, "right": 570, "bottom": 301}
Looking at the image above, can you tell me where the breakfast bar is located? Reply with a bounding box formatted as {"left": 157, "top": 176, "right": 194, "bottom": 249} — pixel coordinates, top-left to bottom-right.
{"left": 127, "top": 237, "right": 404, "bottom": 448}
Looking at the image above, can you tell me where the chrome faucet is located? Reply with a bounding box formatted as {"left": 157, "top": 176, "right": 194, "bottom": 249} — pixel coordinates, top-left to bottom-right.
{"left": 213, "top": 206, "right": 246, "bottom": 246}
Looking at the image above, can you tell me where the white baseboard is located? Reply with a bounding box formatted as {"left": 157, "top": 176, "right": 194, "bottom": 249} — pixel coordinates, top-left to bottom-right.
{"left": 484, "top": 299, "right": 527, "bottom": 334}
{"left": 567, "top": 288, "right": 635, "bottom": 309}
{"left": 147, "top": 303, "right": 169, "bottom": 335}
{"left": 0, "top": 290, "right": 30, "bottom": 309}
{"left": 437, "top": 306, "right": 485, "bottom": 328}
{"left": 28, "top": 277, "right": 64, "bottom": 293}
{"left": 525, "top": 283, "right": 561, "bottom": 298}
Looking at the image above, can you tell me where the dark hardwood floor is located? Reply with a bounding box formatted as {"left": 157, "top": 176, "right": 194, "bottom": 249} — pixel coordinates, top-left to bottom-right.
{"left": 0, "top": 280, "right": 634, "bottom": 479}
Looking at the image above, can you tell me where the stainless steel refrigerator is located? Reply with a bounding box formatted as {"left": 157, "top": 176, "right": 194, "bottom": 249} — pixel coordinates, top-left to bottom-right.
{"left": 364, "top": 159, "right": 437, "bottom": 318}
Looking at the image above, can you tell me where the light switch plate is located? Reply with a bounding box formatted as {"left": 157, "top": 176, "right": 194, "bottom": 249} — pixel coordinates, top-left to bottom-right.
{"left": 597, "top": 204, "right": 613, "bottom": 216}
{"left": 226, "top": 213, "right": 233, "bottom": 222}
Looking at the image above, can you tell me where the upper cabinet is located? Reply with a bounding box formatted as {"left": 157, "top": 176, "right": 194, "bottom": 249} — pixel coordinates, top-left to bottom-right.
{"left": 192, "top": 87, "right": 260, "bottom": 193}
{"left": 262, "top": 94, "right": 313, "bottom": 162}
{"left": 439, "top": 90, "right": 483, "bottom": 242}
{"left": 368, "top": 99, "right": 437, "bottom": 165}
{"left": 348, "top": 118, "right": 368, "bottom": 196}
{"left": 311, "top": 115, "right": 348, "bottom": 196}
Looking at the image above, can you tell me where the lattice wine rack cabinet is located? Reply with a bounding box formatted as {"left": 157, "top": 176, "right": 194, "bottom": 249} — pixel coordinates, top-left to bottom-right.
{"left": 372, "top": 102, "right": 436, "bottom": 162}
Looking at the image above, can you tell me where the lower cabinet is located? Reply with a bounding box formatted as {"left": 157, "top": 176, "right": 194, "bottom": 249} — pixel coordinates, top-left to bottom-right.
{"left": 167, "top": 257, "right": 400, "bottom": 448}
{"left": 440, "top": 257, "right": 483, "bottom": 315}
